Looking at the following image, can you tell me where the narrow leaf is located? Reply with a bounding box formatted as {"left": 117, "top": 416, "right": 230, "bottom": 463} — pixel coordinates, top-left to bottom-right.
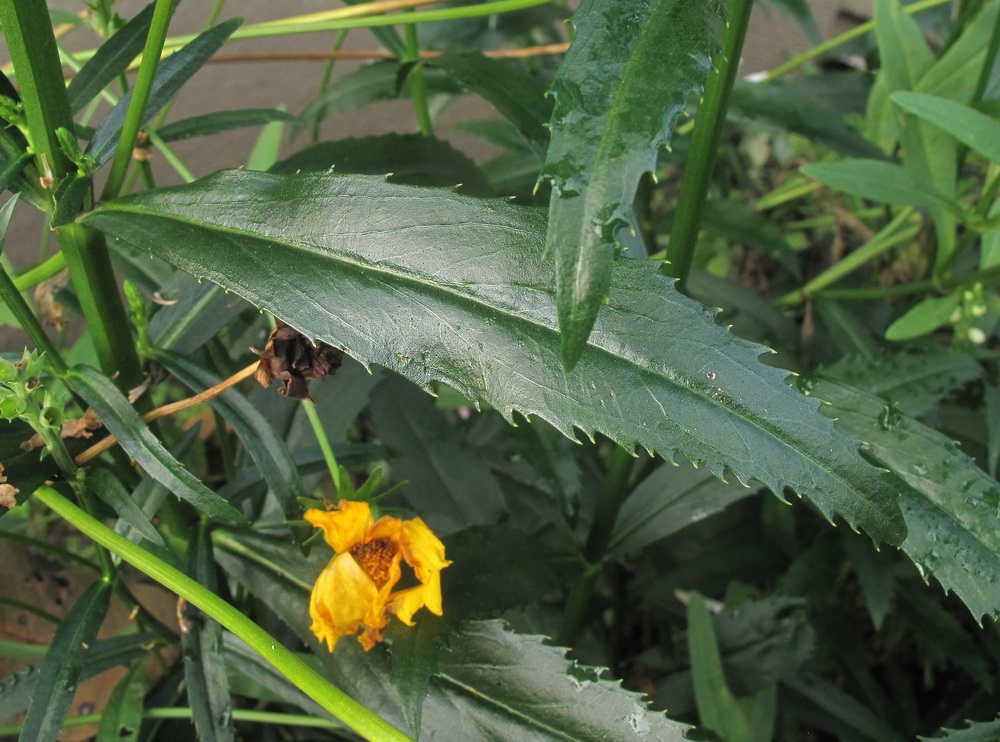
{"left": 157, "top": 108, "right": 300, "bottom": 143}
{"left": 802, "top": 376, "right": 1000, "bottom": 621}
{"left": 801, "top": 159, "right": 961, "bottom": 214}
{"left": 891, "top": 91, "right": 1000, "bottom": 164}
{"left": 67, "top": 2, "right": 155, "bottom": 113}
{"left": 67, "top": 364, "right": 245, "bottom": 524}
{"left": 96, "top": 661, "right": 145, "bottom": 742}
{"left": 183, "top": 526, "right": 235, "bottom": 742}
{"left": 687, "top": 592, "right": 752, "bottom": 742}
{"left": 884, "top": 292, "right": 962, "bottom": 340}
{"left": 540, "top": 0, "right": 726, "bottom": 369}
{"left": 20, "top": 581, "right": 111, "bottom": 742}
{"left": 153, "top": 350, "right": 306, "bottom": 521}
{"left": 87, "top": 466, "right": 164, "bottom": 545}
{"left": 387, "top": 613, "right": 449, "bottom": 736}
{"left": 87, "top": 18, "right": 242, "bottom": 166}
{"left": 81, "top": 169, "right": 905, "bottom": 545}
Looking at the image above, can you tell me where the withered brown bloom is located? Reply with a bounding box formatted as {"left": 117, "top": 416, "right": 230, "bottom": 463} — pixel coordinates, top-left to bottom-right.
{"left": 253, "top": 320, "right": 343, "bottom": 401}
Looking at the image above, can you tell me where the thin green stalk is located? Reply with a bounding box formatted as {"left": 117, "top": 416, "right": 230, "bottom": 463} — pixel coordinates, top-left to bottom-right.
{"left": 312, "top": 30, "right": 350, "bottom": 144}
{"left": 101, "top": 0, "right": 177, "bottom": 201}
{"left": 302, "top": 400, "right": 345, "bottom": 495}
{"left": 814, "top": 261, "right": 1000, "bottom": 301}
{"left": 971, "top": 0, "right": 1000, "bottom": 106}
{"left": 763, "top": 0, "right": 952, "bottom": 81}
{"left": 664, "top": 0, "right": 754, "bottom": 292}
{"left": 404, "top": 14, "right": 433, "bottom": 137}
{"left": 557, "top": 445, "right": 636, "bottom": 647}
{"left": 12, "top": 252, "right": 65, "bottom": 292}
{"left": 0, "top": 707, "right": 344, "bottom": 737}
{"left": 33, "top": 485, "right": 414, "bottom": 742}
{"left": 774, "top": 208, "right": 919, "bottom": 307}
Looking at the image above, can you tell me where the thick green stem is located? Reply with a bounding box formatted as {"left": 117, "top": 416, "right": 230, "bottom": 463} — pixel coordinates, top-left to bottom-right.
{"left": 0, "top": 0, "right": 142, "bottom": 387}
{"left": 664, "top": 0, "right": 754, "bottom": 292}
{"left": 101, "top": 0, "right": 177, "bottom": 201}
{"left": 33, "top": 485, "right": 414, "bottom": 742}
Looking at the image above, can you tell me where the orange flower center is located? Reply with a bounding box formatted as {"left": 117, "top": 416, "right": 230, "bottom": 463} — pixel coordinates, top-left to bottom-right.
{"left": 349, "top": 538, "right": 398, "bottom": 588}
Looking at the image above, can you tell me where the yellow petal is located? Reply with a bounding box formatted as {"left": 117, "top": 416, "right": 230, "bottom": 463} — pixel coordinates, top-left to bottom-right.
{"left": 400, "top": 517, "right": 452, "bottom": 583}
{"left": 305, "top": 500, "right": 373, "bottom": 554}
{"left": 309, "top": 552, "right": 378, "bottom": 652}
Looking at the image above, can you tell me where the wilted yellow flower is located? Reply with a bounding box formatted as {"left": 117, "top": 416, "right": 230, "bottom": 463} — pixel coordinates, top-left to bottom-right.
{"left": 305, "top": 500, "right": 451, "bottom": 652}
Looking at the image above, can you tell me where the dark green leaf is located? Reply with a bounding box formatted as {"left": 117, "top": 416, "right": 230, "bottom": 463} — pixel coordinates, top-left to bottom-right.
{"left": 87, "top": 17, "right": 242, "bottom": 165}
{"left": 801, "top": 159, "right": 961, "bottom": 214}
{"left": 729, "top": 80, "right": 886, "bottom": 160}
{"left": 86, "top": 466, "right": 163, "bottom": 545}
{"left": 20, "top": 581, "right": 111, "bottom": 741}
{"left": 153, "top": 350, "right": 305, "bottom": 521}
{"left": 433, "top": 620, "right": 689, "bottom": 741}
{"left": 687, "top": 592, "right": 752, "bottom": 742}
{"left": 50, "top": 172, "right": 91, "bottom": 228}
{"left": 842, "top": 531, "right": 896, "bottom": 630}
{"left": 781, "top": 673, "right": 908, "bottom": 742}
{"left": 540, "top": 0, "right": 726, "bottom": 369}
{"left": 67, "top": 364, "right": 245, "bottom": 524}
{"left": 96, "top": 660, "right": 145, "bottom": 742}
{"left": 610, "top": 460, "right": 754, "bottom": 558}
{"left": 932, "top": 717, "right": 1000, "bottom": 740}
{"left": 429, "top": 54, "right": 551, "bottom": 158}
{"left": 387, "top": 613, "right": 450, "bottom": 736}
{"left": 272, "top": 134, "right": 490, "bottom": 195}
{"left": 157, "top": 108, "right": 301, "bottom": 143}
{"left": 183, "top": 526, "right": 234, "bottom": 742}
{"left": 67, "top": 2, "right": 155, "bottom": 114}
{"left": 147, "top": 274, "right": 246, "bottom": 355}
{"left": 81, "top": 170, "right": 905, "bottom": 545}
{"left": 822, "top": 347, "right": 981, "bottom": 418}
{"left": 369, "top": 374, "right": 505, "bottom": 534}
{"left": 444, "top": 525, "right": 585, "bottom": 619}
{"left": 802, "top": 376, "right": 1000, "bottom": 621}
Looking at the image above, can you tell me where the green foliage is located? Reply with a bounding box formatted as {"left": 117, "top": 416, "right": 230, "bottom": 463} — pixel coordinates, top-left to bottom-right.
{"left": 0, "top": 1, "right": 999, "bottom": 740}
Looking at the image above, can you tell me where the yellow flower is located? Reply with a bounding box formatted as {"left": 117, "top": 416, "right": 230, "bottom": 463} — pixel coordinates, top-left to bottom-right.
{"left": 304, "top": 500, "right": 451, "bottom": 652}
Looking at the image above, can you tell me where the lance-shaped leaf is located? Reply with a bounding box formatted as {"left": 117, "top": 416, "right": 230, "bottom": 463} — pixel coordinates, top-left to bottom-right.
{"left": 539, "top": 0, "right": 726, "bottom": 370}
{"left": 800, "top": 376, "right": 1000, "bottom": 622}
{"left": 80, "top": 169, "right": 904, "bottom": 545}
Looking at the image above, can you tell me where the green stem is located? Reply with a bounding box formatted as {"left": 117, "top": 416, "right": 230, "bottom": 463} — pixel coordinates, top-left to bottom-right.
{"left": 101, "top": 0, "right": 177, "bottom": 201}
{"left": 0, "top": 707, "right": 345, "bottom": 737}
{"left": 404, "top": 15, "right": 433, "bottom": 137}
{"left": 664, "top": 0, "right": 754, "bottom": 292}
{"left": 557, "top": 445, "right": 636, "bottom": 647}
{"left": 13, "top": 252, "right": 66, "bottom": 292}
{"left": 762, "top": 0, "right": 952, "bottom": 81}
{"left": 774, "top": 208, "right": 919, "bottom": 307}
{"left": 813, "top": 262, "right": 1000, "bottom": 301}
{"left": 312, "top": 30, "right": 350, "bottom": 144}
{"left": 32, "top": 485, "right": 413, "bottom": 742}
{"left": 0, "top": 0, "right": 141, "bottom": 387}
{"left": 302, "top": 400, "right": 344, "bottom": 495}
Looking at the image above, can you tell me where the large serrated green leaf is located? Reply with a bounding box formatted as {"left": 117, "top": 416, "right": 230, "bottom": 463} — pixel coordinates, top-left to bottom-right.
{"left": 432, "top": 620, "right": 689, "bottom": 741}
{"left": 80, "top": 169, "right": 904, "bottom": 545}
{"left": 802, "top": 376, "right": 1000, "bottom": 621}
{"left": 932, "top": 717, "right": 1000, "bottom": 741}
{"left": 539, "top": 0, "right": 726, "bottom": 369}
